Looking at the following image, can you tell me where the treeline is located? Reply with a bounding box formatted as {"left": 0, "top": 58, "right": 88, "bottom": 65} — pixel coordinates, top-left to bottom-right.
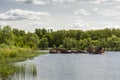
{"left": 1, "top": 25, "right": 120, "bottom": 50}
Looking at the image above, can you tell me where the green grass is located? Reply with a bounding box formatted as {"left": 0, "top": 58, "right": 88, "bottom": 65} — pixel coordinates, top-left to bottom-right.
{"left": 0, "top": 48, "right": 47, "bottom": 79}
{"left": 0, "top": 64, "right": 19, "bottom": 78}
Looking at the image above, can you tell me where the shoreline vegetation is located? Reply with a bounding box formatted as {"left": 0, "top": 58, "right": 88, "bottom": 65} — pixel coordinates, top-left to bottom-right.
{"left": 0, "top": 25, "right": 120, "bottom": 79}
{"left": 0, "top": 47, "right": 46, "bottom": 80}
{"left": 1, "top": 25, "right": 120, "bottom": 51}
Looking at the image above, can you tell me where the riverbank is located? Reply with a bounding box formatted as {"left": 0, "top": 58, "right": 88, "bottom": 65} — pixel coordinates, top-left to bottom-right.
{"left": 0, "top": 48, "right": 47, "bottom": 80}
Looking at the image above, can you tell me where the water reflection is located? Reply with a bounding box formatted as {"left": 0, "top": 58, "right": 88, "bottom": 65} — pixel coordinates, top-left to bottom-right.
{"left": 9, "top": 60, "right": 37, "bottom": 80}
{"left": 9, "top": 52, "right": 120, "bottom": 80}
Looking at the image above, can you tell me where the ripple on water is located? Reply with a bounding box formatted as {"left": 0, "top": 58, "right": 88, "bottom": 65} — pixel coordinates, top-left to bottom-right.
{"left": 10, "top": 52, "right": 120, "bottom": 80}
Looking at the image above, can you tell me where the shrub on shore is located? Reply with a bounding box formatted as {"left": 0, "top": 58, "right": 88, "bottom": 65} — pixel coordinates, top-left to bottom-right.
{"left": 0, "top": 47, "right": 45, "bottom": 79}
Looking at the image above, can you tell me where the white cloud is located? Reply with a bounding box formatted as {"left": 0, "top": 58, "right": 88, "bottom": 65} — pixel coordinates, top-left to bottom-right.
{"left": 89, "top": 0, "right": 120, "bottom": 4}
{"left": 28, "top": 21, "right": 55, "bottom": 31}
{"left": 0, "top": 20, "right": 54, "bottom": 32}
{"left": 16, "top": 0, "right": 46, "bottom": 5}
{"left": 93, "top": 8, "right": 98, "bottom": 11}
{"left": 74, "top": 9, "right": 90, "bottom": 16}
{"left": 114, "top": 0, "right": 120, "bottom": 2}
{"left": 72, "top": 20, "right": 120, "bottom": 31}
{"left": 15, "top": 0, "right": 77, "bottom": 5}
{"left": 28, "top": 21, "right": 49, "bottom": 27}
{"left": 104, "top": 21, "right": 120, "bottom": 29}
{"left": 98, "top": 9, "right": 120, "bottom": 16}
{"left": 89, "top": 0, "right": 111, "bottom": 4}
{"left": 89, "top": 0, "right": 106, "bottom": 4}
{"left": 105, "top": 24, "right": 120, "bottom": 29}
{"left": 15, "top": 0, "right": 120, "bottom": 5}
{"left": 0, "top": 9, "right": 50, "bottom": 20}
{"left": 72, "top": 20, "right": 89, "bottom": 30}
{"left": 0, "top": 21, "right": 9, "bottom": 27}
{"left": 115, "top": 5, "right": 120, "bottom": 9}
{"left": 95, "top": 21, "right": 120, "bottom": 29}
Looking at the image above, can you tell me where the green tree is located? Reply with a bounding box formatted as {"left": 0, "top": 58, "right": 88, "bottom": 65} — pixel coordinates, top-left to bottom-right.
{"left": 1, "top": 25, "right": 14, "bottom": 46}
{"left": 39, "top": 37, "right": 48, "bottom": 50}
{"left": 51, "top": 30, "right": 66, "bottom": 47}
{"left": 35, "top": 29, "right": 43, "bottom": 39}
{"left": 23, "top": 32, "right": 39, "bottom": 48}
{"left": 35, "top": 28, "right": 48, "bottom": 39}
{"left": 107, "top": 35, "right": 120, "bottom": 50}
{"left": 63, "top": 37, "right": 77, "bottom": 49}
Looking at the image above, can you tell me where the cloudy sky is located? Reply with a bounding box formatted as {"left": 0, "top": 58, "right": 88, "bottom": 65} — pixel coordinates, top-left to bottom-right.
{"left": 0, "top": 0, "right": 120, "bottom": 32}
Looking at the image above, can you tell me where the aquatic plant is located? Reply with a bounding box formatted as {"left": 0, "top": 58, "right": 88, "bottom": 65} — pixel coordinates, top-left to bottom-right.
{"left": 0, "top": 64, "right": 18, "bottom": 79}
{"left": 0, "top": 47, "right": 45, "bottom": 80}
{"left": 9, "top": 63, "right": 37, "bottom": 80}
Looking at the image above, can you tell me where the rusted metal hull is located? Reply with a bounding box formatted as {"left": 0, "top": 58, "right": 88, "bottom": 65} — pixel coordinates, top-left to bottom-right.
{"left": 49, "top": 48, "right": 104, "bottom": 54}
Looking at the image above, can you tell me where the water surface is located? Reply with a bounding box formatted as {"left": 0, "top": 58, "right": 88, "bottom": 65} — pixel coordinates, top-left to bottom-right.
{"left": 10, "top": 51, "right": 120, "bottom": 80}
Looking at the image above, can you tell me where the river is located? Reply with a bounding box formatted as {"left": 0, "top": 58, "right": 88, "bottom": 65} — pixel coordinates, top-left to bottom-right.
{"left": 10, "top": 51, "right": 120, "bottom": 80}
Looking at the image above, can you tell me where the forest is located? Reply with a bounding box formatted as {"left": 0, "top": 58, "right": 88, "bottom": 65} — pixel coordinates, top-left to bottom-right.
{"left": 1, "top": 25, "right": 120, "bottom": 51}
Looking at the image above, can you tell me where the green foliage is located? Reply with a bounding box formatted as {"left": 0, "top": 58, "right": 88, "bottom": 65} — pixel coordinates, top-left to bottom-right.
{"left": 49, "top": 28, "right": 120, "bottom": 50}
{"left": 51, "top": 30, "right": 66, "bottom": 47}
{"left": 0, "top": 47, "right": 46, "bottom": 79}
{"left": 0, "top": 44, "right": 10, "bottom": 48}
{"left": 23, "top": 32, "right": 39, "bottom": 49}
{"left": 0, "top": 48, "right": 18, "bottom": 58}
{"left": 0, "top": 26, "right": 14, "bottom": 46}
{"left": 35, "top": 28, "right": 47, "bottom": 39}
{"left": 13, "top": 29, "right": 25, "bottom": 37}
{"left": 39, "top": 37, "right": 48, "bottom": 50}
{"left": 1, "top": 25, "right": 120, "bottom": 79}
{"left": 107, "top": 35, "right": 120, "bottom": 50}
{"left": 52, "top": 44, "right": 56, "bottom": 49}
{"left": 0, "top": 64, "right": 19, "bottom": 78}
{"left": 0, "top": 26, "right": 49, "bottom": 79}
{"left": 59, "top": 44, "right": 63, "bottom": 48}
{"left": 63, "top": 37, "right": 77, "bottom": 49}
{"left": 1, "top": 25, "right": 120, "bottom": 51}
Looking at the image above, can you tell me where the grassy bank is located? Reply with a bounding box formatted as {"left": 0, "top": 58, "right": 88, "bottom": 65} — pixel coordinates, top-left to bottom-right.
{"left": 0, "top": 47, "right": 46, "bottom": 79}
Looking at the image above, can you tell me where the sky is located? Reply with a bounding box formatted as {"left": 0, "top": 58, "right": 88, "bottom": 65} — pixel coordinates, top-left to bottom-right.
{"left": 0, "top": 0, "right": 120, "bottom": 32}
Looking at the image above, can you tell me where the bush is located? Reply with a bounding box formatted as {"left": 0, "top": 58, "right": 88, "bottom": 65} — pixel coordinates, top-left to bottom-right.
{"left": 0, "top": 44, "right": 9, "bottom": 48}
{"left": 0, "top": 48, "right": 18, "bottom": 58}
{"left": 9, "top": 52, "right": 17, "bottom": 58}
